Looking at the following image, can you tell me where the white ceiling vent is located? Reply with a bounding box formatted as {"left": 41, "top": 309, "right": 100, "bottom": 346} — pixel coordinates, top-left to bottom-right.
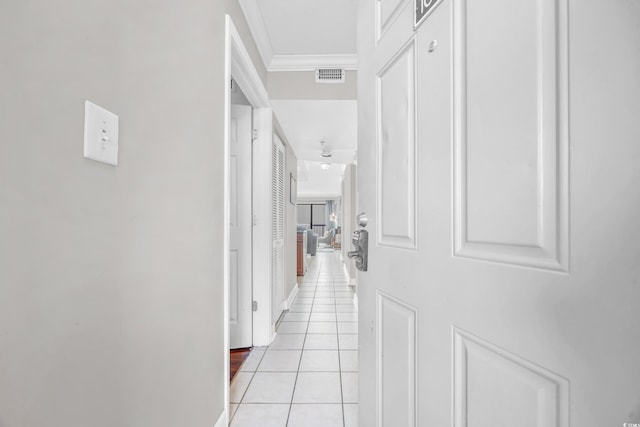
{"left": 315, "top": 68, "right": 345, "bottom": 84}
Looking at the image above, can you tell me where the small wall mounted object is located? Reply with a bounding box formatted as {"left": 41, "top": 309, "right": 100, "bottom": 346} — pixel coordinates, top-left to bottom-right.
{"left": 84, "top": 100, "right": 119, "bottom": 165}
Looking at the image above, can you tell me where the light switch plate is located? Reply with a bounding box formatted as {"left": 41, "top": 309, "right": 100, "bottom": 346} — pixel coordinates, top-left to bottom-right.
{"left": 84, "top": 100, "right": 119, "bottom": 165}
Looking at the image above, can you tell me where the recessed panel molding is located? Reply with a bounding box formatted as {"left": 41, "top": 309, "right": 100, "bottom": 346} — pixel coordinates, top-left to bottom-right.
{"left": 452, "top": 0, "right": 569, "bottom": 271}
{"left": 453, "top": 327, "right": 569, "bottom": 427}
{"left": 377, "top": 291, "right": 418, "bottom": 427}
{"left": 376, "top": 38, "right": 418, "bottom": 250}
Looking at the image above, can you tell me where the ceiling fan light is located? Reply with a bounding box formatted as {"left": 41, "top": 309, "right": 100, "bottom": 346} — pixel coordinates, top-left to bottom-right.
{"left": 320, "top": 140, "right": 332, "bottom": 158}
{"left": 320, "top": 162, "right": 331, "bottom": 170}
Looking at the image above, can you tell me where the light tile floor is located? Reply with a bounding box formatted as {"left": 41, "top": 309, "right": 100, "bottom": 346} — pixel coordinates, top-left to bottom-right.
{"left": 230, "top": 250, "right": 358, "bottom": 427}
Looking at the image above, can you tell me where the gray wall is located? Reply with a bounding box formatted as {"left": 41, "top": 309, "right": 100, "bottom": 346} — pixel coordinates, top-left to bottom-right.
{"left": 274, "top": 116, "right": 299, "bottom": 299}
{"left": 268, "top": 71, "right": 357, "bottom": 100}
{"left": 231, "top": 79, "right": 252, "bottom": 106}
{"left": 0, "top": 1, "right": 263, "bottom": 426}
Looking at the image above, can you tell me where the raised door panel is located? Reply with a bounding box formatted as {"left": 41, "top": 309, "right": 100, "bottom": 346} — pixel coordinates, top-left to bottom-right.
{"left": 453, "top": 0, "right": 569, "bottom": 271}
{"left": 453, "top": 328, "right": 569, "bottom": 427}
{"left": 376, "top": 0, "right": 409, "bottom": 41}
{"left": 376, "top": 39, "right": 417, "bottom": 249}
{"left": 377, "top": 292, "right": 417, "bottom": 427}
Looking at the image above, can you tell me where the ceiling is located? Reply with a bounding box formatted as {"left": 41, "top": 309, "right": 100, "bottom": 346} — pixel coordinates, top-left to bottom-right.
{"left": 297, "top": 162, "right": 346, "bottom": 199}
{"left": 271, "top": 100, "right": 357, "bottom": 165}
{"left": 239, "top": 0, "right": 358, "bottom": 71}
{"left": 239, "top": 0, "right": 358, "bottom": 198}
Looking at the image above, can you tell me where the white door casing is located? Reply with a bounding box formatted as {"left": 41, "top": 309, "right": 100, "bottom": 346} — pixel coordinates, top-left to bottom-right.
{"left": 224, "top": 14, "right": 273, "bottom": 425}
{"left": 272, "top": 134, "right": 286, "bottom": 324}
{"left": 229, "top": 104, "right": 253, "bottom": 349}
{"left": 357, "top": 0, "right": 640, "bottom": 426}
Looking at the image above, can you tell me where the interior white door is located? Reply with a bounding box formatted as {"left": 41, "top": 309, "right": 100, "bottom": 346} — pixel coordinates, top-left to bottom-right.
{"left": 272, "top": 134, "right": 286, "bottom": 324}
{"left": 356, "top": 0, "right": 640, "bottom": 426}
{"left": 230, "top": 104, "right": 253, "bottom": 349}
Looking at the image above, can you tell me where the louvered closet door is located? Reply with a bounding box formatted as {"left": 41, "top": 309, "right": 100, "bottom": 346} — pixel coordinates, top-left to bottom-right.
{"left": 272, "top": 135, "right": 286, "bottom": 323}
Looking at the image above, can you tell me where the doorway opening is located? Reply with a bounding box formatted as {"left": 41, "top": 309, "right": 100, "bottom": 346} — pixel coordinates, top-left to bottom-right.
{"left": 224, "top": 14, "right": 274, "bottom": 425}
{"left": 228, "top": 81, "right": 254, "bottom": 355}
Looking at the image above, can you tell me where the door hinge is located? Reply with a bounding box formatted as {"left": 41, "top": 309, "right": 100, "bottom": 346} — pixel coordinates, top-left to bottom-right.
{"left": 252, "top": 301, "right": 258, "bottom": 312}
{"left": 253, "top": 214, "right": 258, "bottom": 227}
{"left": 252, "top": 129, "right": 258, "bottom": 141}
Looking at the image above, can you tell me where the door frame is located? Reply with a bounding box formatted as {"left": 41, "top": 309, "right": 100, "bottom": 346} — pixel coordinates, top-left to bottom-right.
{"left": 223, "top": 14, "right": 273, "bottom": 424}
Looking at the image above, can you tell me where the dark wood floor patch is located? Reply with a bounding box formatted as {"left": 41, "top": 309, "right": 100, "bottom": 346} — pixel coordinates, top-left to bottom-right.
{"left": 230, "top": 348, "right": 251, "bottom": 382}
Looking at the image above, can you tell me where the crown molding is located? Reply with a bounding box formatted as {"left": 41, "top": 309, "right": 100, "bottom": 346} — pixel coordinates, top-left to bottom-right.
{"left": 238, "top": 0, "right": 273, "bottom": 69}
{"left": 268, "top": 54, "right": 358, "bottom": 72}
{"left": 239, "top": 0, "right": 358, "bottom": 73}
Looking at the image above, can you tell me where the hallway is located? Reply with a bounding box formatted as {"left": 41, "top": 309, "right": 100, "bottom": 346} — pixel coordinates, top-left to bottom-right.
{"left": 229, "top": 251, "right": 358, "bottom": 427}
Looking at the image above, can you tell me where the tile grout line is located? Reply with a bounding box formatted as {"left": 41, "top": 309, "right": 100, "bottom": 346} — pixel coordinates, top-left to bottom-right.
{"left": 236, "top": 252, "right": 354, "bottom": 426}
{"left": 229, "top": 347, "right": 267, "bottom": 424}
{"left": 285, "top": 252, "right": 321, "bottom": 426}
{"left": 332, "top": 275, "right": 348, "bottom": 427}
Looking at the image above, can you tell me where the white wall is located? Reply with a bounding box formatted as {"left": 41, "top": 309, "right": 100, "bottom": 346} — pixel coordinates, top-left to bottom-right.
{"left": 268, "top": 71, "right": 357, "bottom": 100}
{"left": 0, "top": 1, "right": 263, "bottom": 426}
{"left": 297, "top": 162, "right": 344, "bottom": 199}
{"left": 231, "top": 80, "right": 252, "bottom": 106}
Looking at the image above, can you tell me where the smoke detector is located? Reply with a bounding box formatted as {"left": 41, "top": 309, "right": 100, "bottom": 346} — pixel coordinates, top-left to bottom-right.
{"left": 315, "top": 68, "right": 345, "bottom": 84}
{"left": 320, "top": 141, "right": 332, "bottom": 158}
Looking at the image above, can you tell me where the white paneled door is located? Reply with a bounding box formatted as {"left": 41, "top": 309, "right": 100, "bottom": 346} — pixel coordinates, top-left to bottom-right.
{"left": 230, "top": 104, "right": 253, "bottom": 349}
{"left": 356, "top": 0, "right": 640, "bottom": 426}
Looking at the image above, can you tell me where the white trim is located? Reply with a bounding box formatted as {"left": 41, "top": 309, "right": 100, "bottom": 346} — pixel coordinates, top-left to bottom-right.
{"left": 297, "top": 192, "right": 343, "bottom": 200}
{"left": 349, "top": 273, "right": 358, "bottom": 313}
{"left": 227, "top": 14, "right": 273, "bottom": 349}
{"left": 238, "top": 0, "right": 358, "bottom": 72}
{"left": 225, "top": 14, "right": 274, "bottom": 424}
{"left": 342, "top": 259, "right": 358, "bottom": 313}
{"left": 223, "top": 17, "right": 232, "bottom": 426}
{"left": 238, "top": 0, "right": 274, "bottom": 72}
{"left": 342, "top": 261, "right": 350, "bottom": 281}
{"left": 269, "top": 54, "right": 358, "bottom": 72}
{"left": 297, "top": 196, "right": 343, "bottom": 204}
{"left": 229, "top": 17, "right": 269, "bottom": 108}
{"left": 283, "top": 283, "right": 299, "bottom": 310}
{"left": 252, "top": 109, "right": 274, "bottom": 347}
{"left": 214, "top": 409, "right": 227, "bottom": 427}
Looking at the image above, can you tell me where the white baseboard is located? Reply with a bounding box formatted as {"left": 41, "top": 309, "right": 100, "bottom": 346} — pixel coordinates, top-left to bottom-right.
{"left": 214, "top": 409, "right": 226, "bottom": 427}
{"left": 342, "top": 261, "right": 350, "bottom": 283}
{"left": 283, "top": 283, "right": 299, "bottom": 310}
